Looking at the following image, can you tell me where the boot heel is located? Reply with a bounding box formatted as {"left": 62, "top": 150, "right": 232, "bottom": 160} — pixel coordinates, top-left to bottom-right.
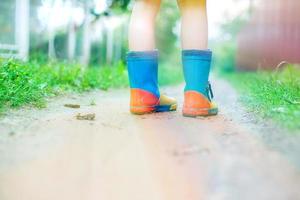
{"left": 130, "top": 106, "right": 155, "bottom": 115}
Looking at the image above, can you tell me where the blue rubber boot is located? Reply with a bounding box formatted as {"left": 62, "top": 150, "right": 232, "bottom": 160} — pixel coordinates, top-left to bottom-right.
{"left": 182, "top": 50, "right": 218, "bottom": 117}
{"left": 127, "top": 50, "right": 177, "bottom": 114}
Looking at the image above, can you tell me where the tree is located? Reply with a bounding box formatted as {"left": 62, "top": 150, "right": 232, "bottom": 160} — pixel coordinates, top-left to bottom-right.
{"left": 110, "top": 0, "right": 131, "bottom": 9}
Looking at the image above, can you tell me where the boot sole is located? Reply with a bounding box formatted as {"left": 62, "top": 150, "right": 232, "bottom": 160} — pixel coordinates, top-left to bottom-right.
{"left": 183, "top": 107, "right": 218, "bottom": 118}
{"left": 131, "top": 104, "right": 177, "bottom": 115}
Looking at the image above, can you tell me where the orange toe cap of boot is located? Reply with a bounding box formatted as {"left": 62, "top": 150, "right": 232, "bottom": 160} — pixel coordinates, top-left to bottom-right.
{"left": 183, "top": 91, "right": 218, "bottom": 117}
{"left": 130, "top": 89, "right": 159, "bottom": 115}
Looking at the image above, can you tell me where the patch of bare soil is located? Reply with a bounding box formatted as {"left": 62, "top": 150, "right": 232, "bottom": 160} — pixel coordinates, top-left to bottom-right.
{"left": 0, "top": 79, "right": 299, "bottom": 200}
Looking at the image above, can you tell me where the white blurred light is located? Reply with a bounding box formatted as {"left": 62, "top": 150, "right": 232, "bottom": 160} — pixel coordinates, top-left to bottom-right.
{"left": 94, "top": 0, "right": 108, "bottom": 13}
{"left": 38, "top": 0, "right": 84, "bottom": 30}
{"left": 207, "top": 0, "right": 251, "bottom": 39}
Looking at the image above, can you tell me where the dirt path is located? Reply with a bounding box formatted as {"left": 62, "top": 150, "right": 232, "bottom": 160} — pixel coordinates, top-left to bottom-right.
{"left": 0, "top": 79, "right": 300, "bottom": 200}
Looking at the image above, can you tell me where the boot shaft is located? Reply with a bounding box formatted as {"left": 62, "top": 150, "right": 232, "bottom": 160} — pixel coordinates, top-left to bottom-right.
{"left": 127, "top": 50, "right": 160, "bottom": 98}
{"left": 182, "top": 49, "right": 212, "bottom": 97}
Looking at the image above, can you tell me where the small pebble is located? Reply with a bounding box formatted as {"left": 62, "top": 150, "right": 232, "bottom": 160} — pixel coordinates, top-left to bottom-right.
{"left": 64, "top": 104, "right": 81, "bottom": 109}
{"left": 76, "top": 113, "right": 96, "bottom": 121}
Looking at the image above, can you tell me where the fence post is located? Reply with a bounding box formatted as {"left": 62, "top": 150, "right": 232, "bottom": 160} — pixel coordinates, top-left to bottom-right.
{"left": 15, "top": 0, "right": 29, "bottom": 61}
{"left": 68, "top": 0, "right": 76, "bottom": 60}
{"left": 106, "top": 25, "right": 114, "bottom": 66}
{"left": 81, "top": 2, "right": 91, "bottom": 67}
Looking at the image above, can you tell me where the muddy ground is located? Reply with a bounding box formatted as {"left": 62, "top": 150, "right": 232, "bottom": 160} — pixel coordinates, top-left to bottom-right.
{"left": 0, "top": 79, "right": 300, "bottom": 200}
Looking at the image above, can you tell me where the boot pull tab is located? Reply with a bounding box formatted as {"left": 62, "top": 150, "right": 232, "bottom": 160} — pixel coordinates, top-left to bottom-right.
{"left": 206, "top": 81, "right": 214, "bottom": 101}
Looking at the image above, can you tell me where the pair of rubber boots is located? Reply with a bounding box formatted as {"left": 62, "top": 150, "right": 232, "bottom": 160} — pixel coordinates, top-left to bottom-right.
{"left": 127, "top": 50, "right": 218, "bottom": 117}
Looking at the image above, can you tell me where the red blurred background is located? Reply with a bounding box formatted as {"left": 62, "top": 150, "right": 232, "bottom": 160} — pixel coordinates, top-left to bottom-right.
{"left": 236, "top": 0, "right": 300, "bottom": 70}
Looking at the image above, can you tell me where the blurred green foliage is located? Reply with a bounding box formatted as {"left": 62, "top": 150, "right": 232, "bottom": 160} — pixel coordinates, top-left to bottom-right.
{"left": 156, "top": 0, "right": 180, "bottom": 60}
{"left": 111, "top": 0, "right": 131, "bottom": 9}
{"left": 211, "top": 15, "right": 248, "bottom": 73}
{"left": 213, "top": 42, "right": 236, "bottom": 73}
{"left": 156, "top": 0, "right": 184, "bottom": 85}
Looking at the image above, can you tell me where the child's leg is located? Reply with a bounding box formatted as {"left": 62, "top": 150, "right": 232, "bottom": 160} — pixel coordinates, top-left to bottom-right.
{"left": 129, "top": 0, "right": 161, "bottom": 51}
{"left": 177, "top": 0, "right": 218, "bottom": 117}
{"left": 177, "top": 0, "right": 208, "bottom": 50}
{"left": 127, "top": 0, "right": 177, "bottom": 115}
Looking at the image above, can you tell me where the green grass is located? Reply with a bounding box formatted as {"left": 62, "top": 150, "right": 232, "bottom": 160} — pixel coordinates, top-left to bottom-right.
{"left": 0, "top": 59, "right": 128, "bottom": 112}
{"left": 222, "top": 65, "right": 300, "bottom": 130}
{"left": 0, "top": 58, "right": 182, "bottom": 113}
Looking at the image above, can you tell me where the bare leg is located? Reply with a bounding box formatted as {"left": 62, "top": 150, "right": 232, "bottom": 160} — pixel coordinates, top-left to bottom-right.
{"left": 127, "top": 0, "right": 177, "bottom": 115}
{"left": 128, "top": 0, "right": 161, "bottom": 51}
{"left": 177, "top": 0, "right": 208, "bottom": 50}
